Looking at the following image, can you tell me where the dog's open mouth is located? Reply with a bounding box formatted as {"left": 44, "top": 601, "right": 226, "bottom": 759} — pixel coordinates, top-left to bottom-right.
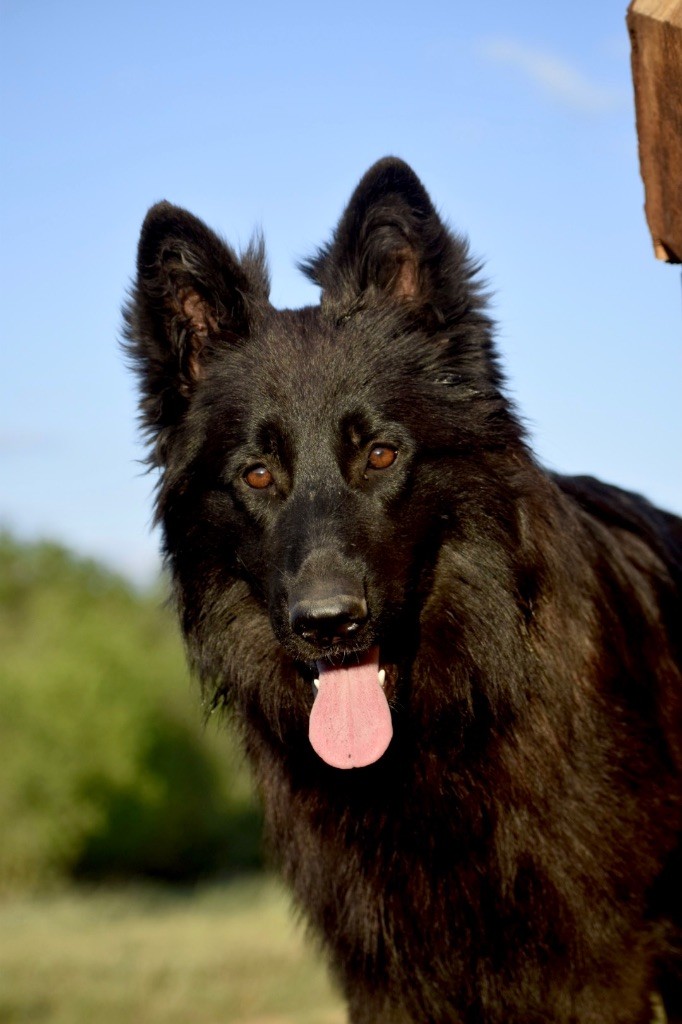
{"left": 308, "top": 646, "right": 393, "bottom": 769}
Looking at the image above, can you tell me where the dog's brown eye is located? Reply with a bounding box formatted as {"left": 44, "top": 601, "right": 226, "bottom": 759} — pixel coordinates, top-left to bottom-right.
{"left": 244, "top": 465, "right": 274, "bottom": 489}
{"left": 367, "top": 446, "right": 397, "bottom": 471}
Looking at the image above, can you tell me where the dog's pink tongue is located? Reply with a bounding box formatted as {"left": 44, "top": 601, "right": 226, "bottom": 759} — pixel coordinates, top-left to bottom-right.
{"left": 309, "top": 648, "right": 392, "bottom": 769}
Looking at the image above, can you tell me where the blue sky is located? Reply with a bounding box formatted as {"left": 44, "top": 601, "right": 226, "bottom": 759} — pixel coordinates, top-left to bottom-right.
{"left": 1, "top": 0, "right": 680, "bottom": 582}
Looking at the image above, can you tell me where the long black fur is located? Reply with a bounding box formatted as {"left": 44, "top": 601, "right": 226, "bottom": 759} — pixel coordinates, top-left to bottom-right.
{"left": 124, "top": 157, "right": 682, "bottom": 1024}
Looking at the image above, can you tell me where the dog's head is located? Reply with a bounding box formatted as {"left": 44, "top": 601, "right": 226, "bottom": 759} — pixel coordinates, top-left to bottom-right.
{"left": 125, "top": 158, "right": 523, "bottom": 768}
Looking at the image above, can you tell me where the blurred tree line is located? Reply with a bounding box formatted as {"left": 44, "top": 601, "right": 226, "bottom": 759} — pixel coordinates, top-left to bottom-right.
{"left": 0, "top": 532, "right": 263, "bottom": 890}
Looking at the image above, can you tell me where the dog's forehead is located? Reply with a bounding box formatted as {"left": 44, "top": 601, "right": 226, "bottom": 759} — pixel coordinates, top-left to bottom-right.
{"left": 204, "top": 304, "right": 425, "bottom": 443}
{"left": 249, "top": 306, "right": 384, "bottom": 408}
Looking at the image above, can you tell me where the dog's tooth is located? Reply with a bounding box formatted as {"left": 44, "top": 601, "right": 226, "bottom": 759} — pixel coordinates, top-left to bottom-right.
{"left": 378, "top": 669, "right": 386, "bottom": 688}
{"left": 313, "top": 678, "right": 320, "bottom": 691}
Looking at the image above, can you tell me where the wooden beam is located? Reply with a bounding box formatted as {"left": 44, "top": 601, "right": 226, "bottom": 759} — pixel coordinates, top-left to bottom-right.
{"left": 627, "top": 0, "right": 682, "bottom": 263}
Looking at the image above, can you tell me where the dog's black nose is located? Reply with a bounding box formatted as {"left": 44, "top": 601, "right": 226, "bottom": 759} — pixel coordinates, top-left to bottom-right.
{"left": 290, "top": 594, "right": 368, "bottom": 646}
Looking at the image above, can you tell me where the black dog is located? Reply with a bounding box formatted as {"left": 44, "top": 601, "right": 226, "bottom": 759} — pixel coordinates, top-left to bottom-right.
{"left": 125, "top": 158, "right": 682, "bottom": 1023}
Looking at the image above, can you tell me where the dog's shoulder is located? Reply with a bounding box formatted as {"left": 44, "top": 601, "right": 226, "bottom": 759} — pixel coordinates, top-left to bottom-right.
{"left": 552, "top": 471, "right": 682, "bottom": 586}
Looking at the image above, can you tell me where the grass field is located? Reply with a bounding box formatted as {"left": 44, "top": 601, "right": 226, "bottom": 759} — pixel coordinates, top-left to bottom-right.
{"left": 0, "top": 876, "right": 346, "bottom": 1024}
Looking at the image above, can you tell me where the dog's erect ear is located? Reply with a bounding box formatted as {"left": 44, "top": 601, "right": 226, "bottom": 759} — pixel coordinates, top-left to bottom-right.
{"left": 301, "top": 157, "right": 482, "bottom": 328}
{"left": 124, "top": 202, "right": 269, "bottom": 461}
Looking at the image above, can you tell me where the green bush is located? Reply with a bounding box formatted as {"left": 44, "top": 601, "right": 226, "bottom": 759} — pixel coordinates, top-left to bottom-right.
{"left": 0, "top": 533, "right": 262, "bottom": 889}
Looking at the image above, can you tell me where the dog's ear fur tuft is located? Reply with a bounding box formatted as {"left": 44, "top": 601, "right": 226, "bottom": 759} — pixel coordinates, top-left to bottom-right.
{"left": 123, "top": 202, "right": 270, "bottom": 464}
{"left": 301, "top": 157, "right": 485, "bottom": 330}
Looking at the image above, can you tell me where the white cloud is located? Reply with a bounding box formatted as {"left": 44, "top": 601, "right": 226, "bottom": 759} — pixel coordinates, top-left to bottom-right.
{"left": 479, "top": 38, "right": 622, "bottom": 113}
